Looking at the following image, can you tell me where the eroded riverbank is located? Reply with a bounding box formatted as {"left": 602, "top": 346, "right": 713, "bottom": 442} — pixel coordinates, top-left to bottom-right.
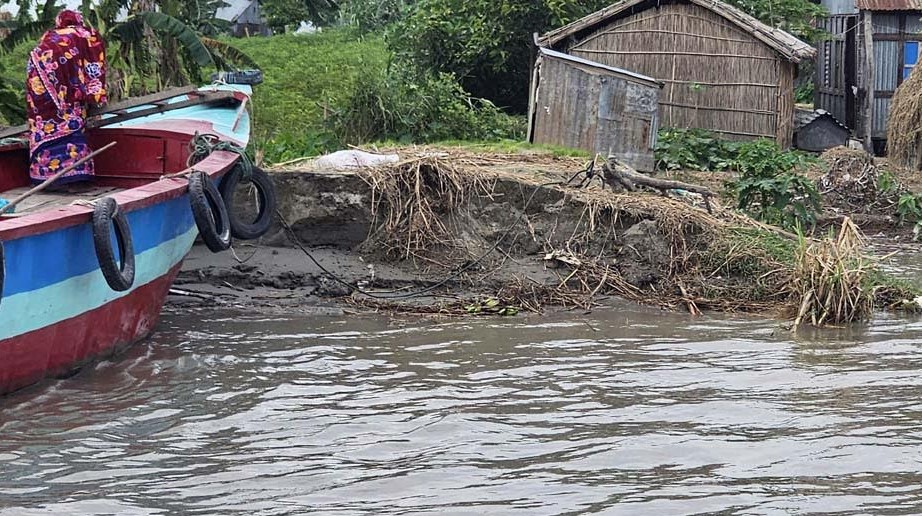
{"left": 168, "top": 146, "right": 922, "bottom": 320}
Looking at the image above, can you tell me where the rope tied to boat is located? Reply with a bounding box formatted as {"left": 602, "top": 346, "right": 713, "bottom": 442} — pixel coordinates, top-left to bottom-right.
{"left": 187, "top": 132, "right": 252, "bottom": 180}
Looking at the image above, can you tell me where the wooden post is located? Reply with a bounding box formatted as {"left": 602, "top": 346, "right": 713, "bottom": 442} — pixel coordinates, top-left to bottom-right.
{"left": 527, "top": 33, "right": 541, "bottom": 144}
{"left": 862, "top": 10, "right": 875, "bottom": 153}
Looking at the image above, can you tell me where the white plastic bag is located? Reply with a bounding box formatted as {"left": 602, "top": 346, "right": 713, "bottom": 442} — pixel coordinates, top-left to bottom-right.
{"left": 314, "top": 150, "right": 400, "bottom": 170}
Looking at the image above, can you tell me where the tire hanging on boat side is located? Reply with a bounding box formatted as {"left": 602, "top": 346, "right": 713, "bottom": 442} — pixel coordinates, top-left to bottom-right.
{"left": 218, "top": 164, "right": 277, "bottom": 240}
{"left": 189, "top": 170, "right": 232, "bottom": 252}
{"left": 92, "top": 197, "right": 136, "bottom": 292}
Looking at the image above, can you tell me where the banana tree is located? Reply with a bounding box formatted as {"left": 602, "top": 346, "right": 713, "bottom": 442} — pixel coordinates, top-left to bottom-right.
{"left": 2, "top": 0, "right": 257, "bottom": 99}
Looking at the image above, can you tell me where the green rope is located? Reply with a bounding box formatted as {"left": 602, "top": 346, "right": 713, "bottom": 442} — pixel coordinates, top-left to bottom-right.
{"left": 187, "top": 132, "right": 252, "bottom": 180}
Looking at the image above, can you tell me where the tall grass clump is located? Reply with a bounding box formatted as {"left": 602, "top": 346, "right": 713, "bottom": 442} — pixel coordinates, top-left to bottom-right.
{"left": 791, "top": 218, "right": 876, "bottom": 328}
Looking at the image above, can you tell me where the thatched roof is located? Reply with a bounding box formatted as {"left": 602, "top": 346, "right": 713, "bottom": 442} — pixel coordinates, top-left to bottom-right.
{"left": 538, "top": 0, "right": 816, "bottom": 63}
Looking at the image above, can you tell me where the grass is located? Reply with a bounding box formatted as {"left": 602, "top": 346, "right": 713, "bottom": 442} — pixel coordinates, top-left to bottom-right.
{"left": 362, "top": 139, "right": 590, "bottom": 158}
{"left": 430, "top": 140, "right": 590, "bottom": 158}
{"left": 228, "top": 29, "right": 389, "bottom": 156}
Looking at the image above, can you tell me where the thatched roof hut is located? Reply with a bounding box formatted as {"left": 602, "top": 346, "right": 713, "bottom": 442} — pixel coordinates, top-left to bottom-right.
{"left": 535, "top": 0, "right": 816, "bottom": 147}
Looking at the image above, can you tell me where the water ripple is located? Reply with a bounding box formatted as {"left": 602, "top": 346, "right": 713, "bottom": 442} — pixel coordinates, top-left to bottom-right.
{"left": 4, "top": 305, "right": 922, "bottom": 514}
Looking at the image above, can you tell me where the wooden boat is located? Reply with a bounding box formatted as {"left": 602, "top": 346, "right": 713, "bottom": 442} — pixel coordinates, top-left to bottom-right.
{"left": 0, "top": 83, "right": 270, "bottom": 396}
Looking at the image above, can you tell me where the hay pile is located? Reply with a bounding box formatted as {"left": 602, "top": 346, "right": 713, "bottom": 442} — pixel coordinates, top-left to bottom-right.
{"left": 888, "top": 63, "right": 922, "bottom": 169}
{"left": 817, "top": 146, "right": 895, "bottom": 212}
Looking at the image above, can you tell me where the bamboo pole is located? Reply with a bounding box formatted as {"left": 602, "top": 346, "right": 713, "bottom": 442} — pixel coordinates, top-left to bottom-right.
{"left": 0, "top": 141, "right": 117, "bottom": 215}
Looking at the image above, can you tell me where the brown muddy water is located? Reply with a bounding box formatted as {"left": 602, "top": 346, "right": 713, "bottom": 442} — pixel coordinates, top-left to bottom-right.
{"left": 4, "top": 243, "right": 922, "bottom": 515}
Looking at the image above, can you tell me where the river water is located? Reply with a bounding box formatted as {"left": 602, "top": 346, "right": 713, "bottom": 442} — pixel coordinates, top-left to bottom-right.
{"left": 4, "top": 246, "right": 922, "bottom": 514}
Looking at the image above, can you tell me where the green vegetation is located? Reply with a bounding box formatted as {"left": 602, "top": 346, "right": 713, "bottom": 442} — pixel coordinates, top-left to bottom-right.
{"left": 725, "top": 0, "right": 827, "bottom": 40}
{"left": 729, "top": 140, "right": 820, "bottom": 230}
{"left": 230, "top": 30, "right": 524, "bottom": 163}
{"left": 334, "top": 61, "right": 523, "bottom": 146}
{"left": 229, "top": 30, "right": 389, "bottom": 161}
{"left": 896, "top": 193, "right": 922, "bottom": 223}
{"left": 655, "top": 128, "right": 738, "bottom": 171}
{"left": 794, "top": 81, "right": 814, "bottom": 104}
{"left": 655, "top": 129, "right": 820, "bottom": 230}
{"left": 387, "top": 0, "right": 609, "bottom": 113}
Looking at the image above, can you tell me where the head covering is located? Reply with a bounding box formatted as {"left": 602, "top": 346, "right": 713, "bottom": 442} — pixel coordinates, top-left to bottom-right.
{"left": 55, "top": 9, "right": 83, "bottom": 29}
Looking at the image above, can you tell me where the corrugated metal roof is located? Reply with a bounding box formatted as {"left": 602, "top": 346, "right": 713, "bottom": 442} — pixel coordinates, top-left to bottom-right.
{"left": 538, "top": 47, "right": 663, "bottom": 87}
{"left": 794, "top": 108, "right": 849, "bottom": 130}
{"left": 539, "top": 0, "right": 816, "bottom": 63}
{"left": 856, "top": 0, "right": 922, "bottom": 10}
{"left": 216, "top": 0, "right": 254, "bottom": 21}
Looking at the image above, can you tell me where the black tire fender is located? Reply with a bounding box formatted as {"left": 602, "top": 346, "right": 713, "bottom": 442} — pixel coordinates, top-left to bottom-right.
{"left": 218, "top": 164, "right": 277, "bottom": 240}
{"left": 92, "top": 197, "right": 135, "bottom": 292}
{"left": 189, "top": 170, "right": 232, "bottom": 252}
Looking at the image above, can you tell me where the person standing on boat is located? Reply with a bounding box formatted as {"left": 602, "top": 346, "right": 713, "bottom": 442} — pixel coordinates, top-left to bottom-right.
{"left": 26, "top": 9, "right": 107, "bottom": 186}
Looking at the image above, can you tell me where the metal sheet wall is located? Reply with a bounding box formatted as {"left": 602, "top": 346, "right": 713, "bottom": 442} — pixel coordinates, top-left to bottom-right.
{"left": 530, "top": 54, "right": 660, "bottom": 171}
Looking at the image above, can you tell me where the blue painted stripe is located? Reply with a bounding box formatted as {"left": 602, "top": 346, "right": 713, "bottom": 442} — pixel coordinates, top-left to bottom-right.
{"left": 2, "top": 195, "right": 195, "bottom": 297}
{"left": 103, "top": 85, "right": 252, "bottom": 146}
{"left": 0, "top": 225, "right": 197, "bottom": 340}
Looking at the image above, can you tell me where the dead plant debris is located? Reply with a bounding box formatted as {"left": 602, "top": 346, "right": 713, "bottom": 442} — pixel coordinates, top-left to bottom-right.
{"left": 286, "top": 146, "right": 916, "bottom": 325}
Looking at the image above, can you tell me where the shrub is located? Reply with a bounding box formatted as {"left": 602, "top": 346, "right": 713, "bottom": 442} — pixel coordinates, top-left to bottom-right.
{"left": 387, "top": 0, "right": 609, "bottom": 113}
{"left": 333, "top": 62, "right": 525, "bottom": 145}
{"left": 896, "top": 193, "right": 922, "bottom": 223}
{"left": 340, "top": 0, "right": 414, "bottom": 32}
{"left": 655, "top": 128, "right": 738, "bottom": 171}
{"left": 730, "top": 140, "right": 821, "bottom": 230}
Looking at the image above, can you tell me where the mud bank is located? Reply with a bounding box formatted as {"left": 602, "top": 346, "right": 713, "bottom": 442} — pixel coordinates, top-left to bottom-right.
{"left": 168, "top": 148, "right": 918, "bottom": 318}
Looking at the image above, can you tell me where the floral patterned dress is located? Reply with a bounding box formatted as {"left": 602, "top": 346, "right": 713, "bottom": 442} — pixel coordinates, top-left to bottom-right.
{"left": 26, "top": 10, "right": 107, "bottom": 185}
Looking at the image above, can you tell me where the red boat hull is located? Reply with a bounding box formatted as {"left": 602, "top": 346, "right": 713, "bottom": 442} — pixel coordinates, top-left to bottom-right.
{"left": 0, "top": 263, "right": 182, "bottom": 395}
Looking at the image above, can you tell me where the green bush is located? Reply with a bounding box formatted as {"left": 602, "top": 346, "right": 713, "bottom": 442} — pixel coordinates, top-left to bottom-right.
{"left": 655, "top": 128, "right": 738, "bottom": 171}
{"left": 795, "top": 81, "right": 814, "bottom": 104}
{"left": 387, "top": 0, "right": 608, "bottom": 113}
{"left": 896, "top": 193, "right": 922, "bottom": 223}
{"left": 656, "top": 129, "right": 820, "bottom": 229}
{"left": 333, "top": 62, "right": 525, "bottom": 145}
{"left": 340, "top": 0, "right": 414, "bottom": 32}
{"left": 730, "top": 140, "right": 821, "bottom": 230}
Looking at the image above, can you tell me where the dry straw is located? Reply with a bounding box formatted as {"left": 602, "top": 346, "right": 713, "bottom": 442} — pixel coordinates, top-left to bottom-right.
{"left": 325, "top": 147, "right": 893, "bottom": 324}
{"left": 791, "top": 217, "right": 875, "bottom": 329}
{"left": 888, "top": 63, "right": 922, "bottom": 169}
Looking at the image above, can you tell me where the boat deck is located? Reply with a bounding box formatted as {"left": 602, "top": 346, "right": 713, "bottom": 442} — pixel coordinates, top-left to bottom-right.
{"left": 0, "top": 185, "right": 123, "bottom": 217}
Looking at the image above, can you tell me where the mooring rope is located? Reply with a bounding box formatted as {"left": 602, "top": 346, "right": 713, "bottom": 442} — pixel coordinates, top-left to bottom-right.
{"left": 187, "top": 132, "right": 253, "bottom": 180}
{"left": 277, "top": 179, "right": 563, "bottom": 300}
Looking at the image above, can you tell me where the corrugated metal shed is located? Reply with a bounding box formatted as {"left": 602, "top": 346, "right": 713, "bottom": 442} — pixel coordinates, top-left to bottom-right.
{"left": 855, "top": 0, "right": 922, "bottom": 10}
{"left": 794, "top": 108, "right": 849, "bottom": 130}
{"left": 528, "top": 48, "right": 662, "bottom": 171}
{"left": 793, "top": 108, "right": 850, "bottom": 151}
